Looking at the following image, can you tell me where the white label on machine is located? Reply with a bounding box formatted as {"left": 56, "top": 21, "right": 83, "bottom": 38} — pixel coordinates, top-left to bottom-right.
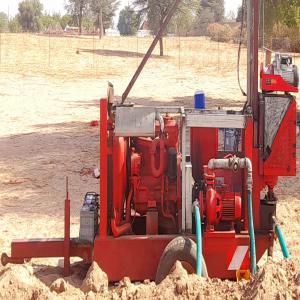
{"left": 228, "top": 246, "right": 248, "bottom": 270}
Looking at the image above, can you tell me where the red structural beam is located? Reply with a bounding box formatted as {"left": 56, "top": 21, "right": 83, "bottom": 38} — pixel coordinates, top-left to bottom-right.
{"left": 100, "top": 99, "right": 108, "bottom": 237}
{"left": 64, "top": 177, "right": 71, "bottom": 276}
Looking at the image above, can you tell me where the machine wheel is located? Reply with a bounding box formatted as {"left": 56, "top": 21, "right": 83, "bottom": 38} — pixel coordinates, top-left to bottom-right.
{"left": 155, "top": 236, "right": 208, "bottom": 284}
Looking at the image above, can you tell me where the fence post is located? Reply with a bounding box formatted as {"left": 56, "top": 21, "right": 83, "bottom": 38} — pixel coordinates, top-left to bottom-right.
{"left": 48, "top": 28, "right": 51, "bottom": 67}
{"left": 0, "top": 32, "right": 2, "bottom": 66}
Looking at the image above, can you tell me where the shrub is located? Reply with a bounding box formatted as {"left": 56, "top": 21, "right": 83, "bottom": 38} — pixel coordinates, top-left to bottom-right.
{"left": 207, "top": 23, "right": 233, "bottom": 43}
{"left": 8, "top": 17, "right": 22, "bottom": 33}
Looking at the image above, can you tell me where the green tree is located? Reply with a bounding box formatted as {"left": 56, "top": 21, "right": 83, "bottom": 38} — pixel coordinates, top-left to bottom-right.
{"left": 90, "top": 0, "right": 120, "bottom": 39}
{"left": 117, "top": 6, "right": 139, "bottom": 35}
{"left": 134, "top": 0, "right": 197, "bottom": 55}
{"left": 8, "top": 17, "right": 22, "bottom": 33}
{"left": 259, "top": 1, "right": 299, "bottom": 47}
{"left": 65, "top": 0, "right": 88, "bottom": 35}
{"left": 40, "top": 14, "right": 58, "bottom": 30}
{"left": 0, "top": 12, "right": 8, "bottom": 32}
{"left": 196, "top": 0, "right": 225, "bottom": 35}
{"left": 60, "top": 14, "right": 73, "bottom": 30}
{"left": 18, "top": 0, "right": 43, "bottom": 32}
{"left": 202, "top": 0, "right": 224, "bottom": 22}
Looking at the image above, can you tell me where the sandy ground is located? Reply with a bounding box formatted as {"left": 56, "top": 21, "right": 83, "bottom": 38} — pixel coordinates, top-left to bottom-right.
{"left": 0, "top": 34, "right": 299, "bottom": 299}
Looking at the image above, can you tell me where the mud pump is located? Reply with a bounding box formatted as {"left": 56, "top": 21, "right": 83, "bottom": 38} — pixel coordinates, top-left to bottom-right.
{"left": 1, "top": 0, "right": 298, "bottom": 282}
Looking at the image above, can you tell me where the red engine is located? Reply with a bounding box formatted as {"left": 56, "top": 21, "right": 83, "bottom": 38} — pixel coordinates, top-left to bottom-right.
{"left": 130, "top": 115, "right": 182, "bottom": 234}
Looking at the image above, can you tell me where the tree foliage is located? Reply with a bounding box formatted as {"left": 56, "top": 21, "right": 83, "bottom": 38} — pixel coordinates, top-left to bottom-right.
{"left": 8, "top": 17, "right": 22, "bottom": 33}
{"left": 134, "top": 0, "right": 199, "bottom": 55}
{"left": 196, "top": 0, "right": 225, "bottom": 35}
{"left": 65, "top": 0, "right": 88, "bottom": 34}
{"left": 0, "top": 12, "right": 8, "bottom": 32}
{"left": 117, "top": 6, "right": 139, "bottom": 35}
{"left": 18, "top": 0, "right": 43, "bottom": 32}
{"left": 90, "top": 0, "right": 120, "bottom": 38}
{"left": 201, "top": 0, "right": 224, "bottom": 23}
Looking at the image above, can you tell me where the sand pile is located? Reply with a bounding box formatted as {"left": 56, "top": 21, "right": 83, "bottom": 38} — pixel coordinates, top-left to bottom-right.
{"left": 243, "top": 258, "right": 300, "bottom": 300}
{"left": 0, "top": 264, "right": 50, "bottom": 300}
{"left": 0, "top": 258, "right": 300, "bottom": 299}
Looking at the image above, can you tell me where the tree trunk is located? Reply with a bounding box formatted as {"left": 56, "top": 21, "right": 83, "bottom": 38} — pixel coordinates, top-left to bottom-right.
{"left": 79, "top": 4, "right": 83, "bottom": 35}
{"left": 159, "top": 37, "right": 164, "bottom": 56}
{"left": 99, "top": 7, "right": 104, "bottom": 39}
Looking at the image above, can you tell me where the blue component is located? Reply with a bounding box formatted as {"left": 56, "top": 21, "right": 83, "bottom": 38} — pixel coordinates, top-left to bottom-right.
{"left": 275, "top": 223, "right": 290, "bottom": 259}
{"left": 247, "top": 191, "right": 257, "bottom": 275}
{"left": 195, "top": 205, "right": 202, "bottom": 276}
{"left": 194, "top": 90, "right": 205, "bottom": 109}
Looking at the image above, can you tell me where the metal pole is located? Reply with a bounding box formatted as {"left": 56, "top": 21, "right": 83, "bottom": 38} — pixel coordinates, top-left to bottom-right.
{"left": 136, "top": 34, "right": 139, "bottom": 68}
{"left": 121, "top": 0, "right": 181, "bottom": 104}
{"left": 64, "top": 177, "right": 70, "bottom": 276}
{"left": 181, "top": 109, "right": 186, "bottom": 232}
{"left": 93, "top": 29, "right": 95, "bottom": 69}
{"left": 178, "top": 33, "right": 181, "bottom": 70}
{"left": 247, "top": 0, "right": 259, "bottom": 120}
{"left": 48, "top": 28, "right": 51, "bottom": 67}
{"left": 0, "top": 32, "right": 2, "bottom": 66}
{"left": 218, "top": 33, "right": 220, "bottom": 73}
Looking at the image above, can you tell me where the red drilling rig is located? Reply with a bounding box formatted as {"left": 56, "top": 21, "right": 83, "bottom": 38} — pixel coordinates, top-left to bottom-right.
{"left": 1, "top": 0, "right": 298, "bottom": 282}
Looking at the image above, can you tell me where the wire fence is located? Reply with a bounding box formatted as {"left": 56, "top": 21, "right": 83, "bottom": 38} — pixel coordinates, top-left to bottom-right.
{"left": 0, "top": 32, "right": 299, "bottom": 81}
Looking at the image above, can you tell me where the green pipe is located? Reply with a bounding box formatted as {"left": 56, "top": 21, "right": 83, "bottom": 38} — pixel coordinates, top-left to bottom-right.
{"left": 274, "top": 221, "right": 290, "bottom": 259}
{"left": 195, "top": 205, "right": 202, "bottom": 276}
{"left": 247, "top": 191, "right": 257, "bottom": 275}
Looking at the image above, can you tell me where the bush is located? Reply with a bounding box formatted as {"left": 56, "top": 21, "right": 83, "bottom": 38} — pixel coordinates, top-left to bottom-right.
{"left": 8, "top": 17, "right": 22, "bottom": 33}
{"left": 269, "top": 23, "right": 300, "bottom": 52}
{"left": 207, "top": 23, "right": 233, "bottom": 43}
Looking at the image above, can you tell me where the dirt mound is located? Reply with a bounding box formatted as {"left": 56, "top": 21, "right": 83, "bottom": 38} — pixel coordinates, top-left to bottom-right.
{"left": 0, "top": 264, "right": 51, "bottom": 300}
{"left": 0, "top": 258, "right": 300, "bottom": 299}
{"left": 81, "top": 262, "right": 108, "bottom": 294}
{"left": 243, "top": 258, "right": 300, "bottom": 300}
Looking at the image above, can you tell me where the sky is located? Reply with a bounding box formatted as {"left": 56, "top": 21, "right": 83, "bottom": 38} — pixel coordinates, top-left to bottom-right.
{"left": 0, "top": 0, "right": 243, "bottom": 26}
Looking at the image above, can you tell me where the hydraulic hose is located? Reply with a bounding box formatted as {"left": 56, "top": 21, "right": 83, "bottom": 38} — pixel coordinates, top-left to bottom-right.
{"left": 194, "top": 204, "right": 202, "bottom": 276}
{"left": 247, "top": 191, "right": 257, "bottom": 275}
{"left": 273, "top": 217, "right": 290, "bottom": 259}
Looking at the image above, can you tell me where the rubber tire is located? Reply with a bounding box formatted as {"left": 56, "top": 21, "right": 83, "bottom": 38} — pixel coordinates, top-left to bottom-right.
{"left": 155, "top": 236, "right": 208, "bottom": 284}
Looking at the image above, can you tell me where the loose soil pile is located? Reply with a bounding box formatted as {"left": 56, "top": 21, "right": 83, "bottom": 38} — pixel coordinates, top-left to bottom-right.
{"left": 0, "top": 258, "right": 299, "bottom": 300}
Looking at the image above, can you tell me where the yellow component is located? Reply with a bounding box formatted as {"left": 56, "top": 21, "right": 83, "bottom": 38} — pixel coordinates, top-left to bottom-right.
{"left": 236, "top": 269, "right": 251, "bottom": 281}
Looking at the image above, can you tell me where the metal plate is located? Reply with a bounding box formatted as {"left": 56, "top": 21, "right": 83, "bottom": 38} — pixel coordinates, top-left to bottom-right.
{"left": 264, "top": 95, "right": 291, "bottom": 152}
{"left": 186, "top": 112, "right": 246, "bottom": 129}
{"left": 115, "top": 107, "right": 156, "bottom": 137}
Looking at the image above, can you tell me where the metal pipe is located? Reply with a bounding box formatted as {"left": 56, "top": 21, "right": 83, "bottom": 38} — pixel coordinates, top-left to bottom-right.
{"left": 207, "top": 157, "right": 253, "bottom": 190}
{"left": 150, "top": 138, "right": 166, "bottom": 178}
{"left": 181, "top": 112, "right": 186, "bottom": 232}
{"left": 185, "top": 162, "right": 193, "bottom": 233}
{"left": 156, "top": 111, "right": 165, "bottom": 135}
{"left": 160, "top": 176, "right": 176, "bottom": 227}
{"left": 64, "top": 177, "right": 70, "bottom": 276}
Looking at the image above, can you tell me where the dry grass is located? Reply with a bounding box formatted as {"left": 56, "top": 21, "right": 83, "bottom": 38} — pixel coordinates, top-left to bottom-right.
{"left": 0, "top": 33, "right": 251, "bottom": 80}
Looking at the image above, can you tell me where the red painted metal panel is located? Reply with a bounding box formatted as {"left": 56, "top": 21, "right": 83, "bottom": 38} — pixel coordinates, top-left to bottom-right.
{"left": 93, "top": 235, "right": 172, "bottom": 281}
{"left": 100, "top": 99, "right": 108, "bottom": 237}
{"left": 93, "top": 233, "right": 270, "bottom": 282}
{"left": 191, "top": 128, "right": 218, "bottom": 181}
